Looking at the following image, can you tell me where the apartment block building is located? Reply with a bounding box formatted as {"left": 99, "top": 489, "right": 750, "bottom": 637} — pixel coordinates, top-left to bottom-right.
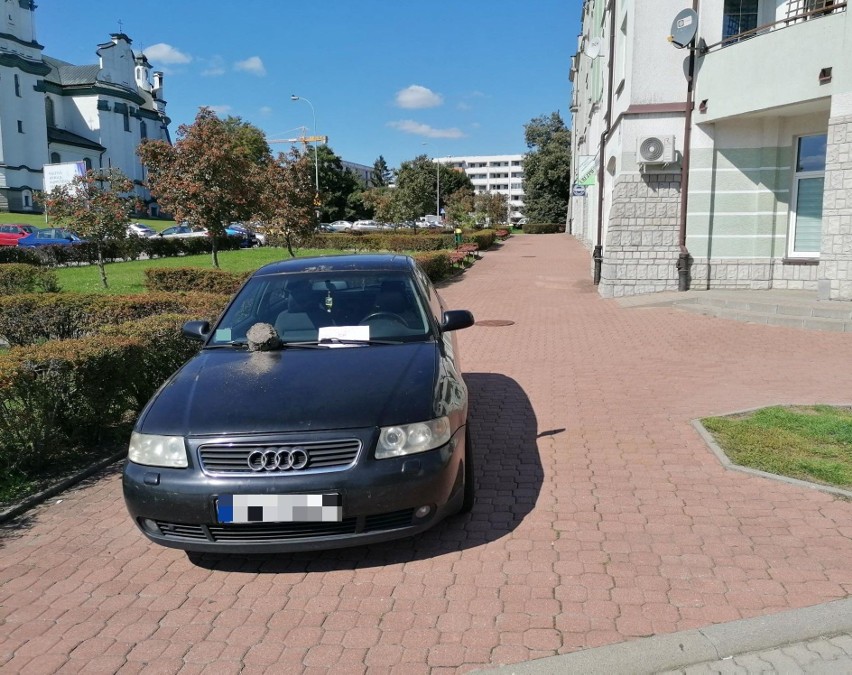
{"left": 436, "top": 154, "right": 526, "bottom": 223}
{"left": 570, "top": 0, "right": 852, "bottom": 301}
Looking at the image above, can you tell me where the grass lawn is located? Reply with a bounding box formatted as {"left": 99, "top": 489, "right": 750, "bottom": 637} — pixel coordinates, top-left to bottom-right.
{"left": 0, "top": 212, "right": 174, "bottom": 232}
{"left": 53, "top": 247, "right": 342, "bottom": 294}
{"left": 701, "top": 405, "right": 852, "bottom": 489}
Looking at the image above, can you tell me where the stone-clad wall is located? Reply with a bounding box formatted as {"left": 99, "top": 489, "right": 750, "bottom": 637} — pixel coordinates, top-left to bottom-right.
{"left": 818, "top": 113, "right": 852, "bottom": 301}
{"left": 689, "top": 259, "right": 819, "bottom": 290}
{"left": 598, "top": 173, "right": 681, "bottom": 298}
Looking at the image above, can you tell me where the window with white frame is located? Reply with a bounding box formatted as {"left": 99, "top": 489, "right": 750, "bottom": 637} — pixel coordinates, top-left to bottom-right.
{"left": 788, "top": 134, "right": 827, "bottom": 258}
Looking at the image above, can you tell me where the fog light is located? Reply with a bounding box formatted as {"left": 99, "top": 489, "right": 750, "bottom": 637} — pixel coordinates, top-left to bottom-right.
{"left": 414, "top": 505, "right": 432, "bottom": 519}
{"left": 140, "top": 518, "right": 160, "bottom": 534}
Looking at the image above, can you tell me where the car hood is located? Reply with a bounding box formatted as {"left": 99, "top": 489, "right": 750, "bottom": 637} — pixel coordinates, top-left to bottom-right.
{"left": 137, "top": 342, "right": 441, "bottom": 437}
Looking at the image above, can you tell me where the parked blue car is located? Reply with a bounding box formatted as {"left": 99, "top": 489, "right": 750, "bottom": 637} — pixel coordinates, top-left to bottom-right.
{"left": 17, "top": 227, "right": 86, "bottom": 247}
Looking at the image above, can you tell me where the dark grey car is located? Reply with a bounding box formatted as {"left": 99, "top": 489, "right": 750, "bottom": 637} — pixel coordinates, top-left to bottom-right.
{"left": 123, "top": 254, "right": 475, "bottom": 554}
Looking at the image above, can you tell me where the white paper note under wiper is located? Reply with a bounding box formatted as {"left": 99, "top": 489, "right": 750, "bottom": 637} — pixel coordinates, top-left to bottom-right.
{"left": 317, "top": 325, "right": 370, "bottom": 347}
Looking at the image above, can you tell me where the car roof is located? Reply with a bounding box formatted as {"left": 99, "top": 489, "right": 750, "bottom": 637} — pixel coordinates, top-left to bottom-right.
{"left": 253, "top": 253, "right": 415, "bottom": 277}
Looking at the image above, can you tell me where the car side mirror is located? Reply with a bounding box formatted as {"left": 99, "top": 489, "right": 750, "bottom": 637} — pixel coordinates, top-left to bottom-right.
{"left": 182, "top": 320, "right": 211, "bottom": 341}
{"left": 440, "top": 310, "right": 474, "bottom": 332}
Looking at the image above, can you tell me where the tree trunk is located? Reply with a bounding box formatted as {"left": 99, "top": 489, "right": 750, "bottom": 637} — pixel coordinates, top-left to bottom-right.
{"left": 286, "top": 233, "right": 295, "bottom": 258}
{"left": 211, "top": 236, "right": 220, "bottom": 268}
{"left": 97, "top": 245, "right": 109, "bottom": 288}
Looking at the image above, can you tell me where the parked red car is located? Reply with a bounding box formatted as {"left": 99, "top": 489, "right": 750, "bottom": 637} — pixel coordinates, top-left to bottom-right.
{"left": 0, "top": 223, "right": 36, "bottom": 246}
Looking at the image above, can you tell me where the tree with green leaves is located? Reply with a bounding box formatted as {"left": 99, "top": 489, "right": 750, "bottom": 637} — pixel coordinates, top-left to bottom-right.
{"left": 522, "top": 112, "right": 572, "bottom": 224}
{"left": 370, "top": 155, "right": 393, "bottom": 188}
{"left": 42, "top": 168, "right": 135, "bottom": 289}
{"left": 137, "top": 107, "right": 257, "bottom": 268}
{"left": 308, "top": 144, "right": 370, "bottom": 222}
{"left": 222, "top": 116, "right": 272, "bottom": 165}
{"left": 392, "top": 154, "right": 474, "bottom": 222}
{"left": 475, "top": 191, "right": 509, "bottom": 227}
{"left": 252, "top": 150, "right": 316, "bottom": 257}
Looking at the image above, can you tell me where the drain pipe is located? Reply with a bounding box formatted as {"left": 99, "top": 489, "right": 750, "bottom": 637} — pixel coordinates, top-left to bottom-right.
{"left": 677, "top": 0, "right": 699, "bottom": 292}
{"left": 594, "top": 0, "right": 618, "bottom": 285}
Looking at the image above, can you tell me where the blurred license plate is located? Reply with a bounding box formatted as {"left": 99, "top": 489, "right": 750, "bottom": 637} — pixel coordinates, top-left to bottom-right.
{"left": 216, "top": 494, "right": 342, "bottom": 523}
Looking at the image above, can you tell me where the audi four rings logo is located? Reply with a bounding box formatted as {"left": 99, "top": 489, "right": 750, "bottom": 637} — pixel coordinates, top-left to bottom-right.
{"left": 247, "top": 448, "right": 310, "bottom": 472}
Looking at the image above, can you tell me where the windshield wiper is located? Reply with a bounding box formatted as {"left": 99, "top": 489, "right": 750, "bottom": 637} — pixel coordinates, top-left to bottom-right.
{"left": 203, "top": 340, "right": 249, "bottom": 350}
{"left": 318, "top": 338, "right": 402, "bottom": 346}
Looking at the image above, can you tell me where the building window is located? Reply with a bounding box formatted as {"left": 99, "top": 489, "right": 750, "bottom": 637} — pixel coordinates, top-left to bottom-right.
{"left": 14, "top": 74, "right": 21, "bottom": 97}
{"left": 788, "top": 134, "right": 827, "bottom": 257}
{"left": 140, "top": 120, "right": 147, "bottom": 139}
{"left": 124, "top": 112, "right": 130, "bottom": 132}
{"left": 24, "top": 194, "right": 31, "bottom": 208}
{"left": 50, "top": 152, "right": 61, "bottom": 163}
{"left": 45, "top": 97, "right": 56, "bottom": 127}
{"left": 723, "top": 0, "right": 759, "bottom": 40}
{"left": 17, "top": 120, "right": 23, "bottom": 133}
{"left": 84, "top": 158, "right": 93, "bottom": 171}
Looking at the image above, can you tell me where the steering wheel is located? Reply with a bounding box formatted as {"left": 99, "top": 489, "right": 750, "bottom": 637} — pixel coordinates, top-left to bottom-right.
{"left": 360, "top": 312, "right": 408, "bottom": 326}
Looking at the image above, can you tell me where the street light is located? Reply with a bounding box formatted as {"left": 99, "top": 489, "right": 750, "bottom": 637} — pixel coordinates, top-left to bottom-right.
{"left": 291, "top": 94, "right": 320, "bottom": 202}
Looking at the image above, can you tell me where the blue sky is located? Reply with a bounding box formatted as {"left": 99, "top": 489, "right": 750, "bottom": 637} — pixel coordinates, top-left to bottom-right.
{"left": 37, "top": 1, "right": 581, "bottom": 169}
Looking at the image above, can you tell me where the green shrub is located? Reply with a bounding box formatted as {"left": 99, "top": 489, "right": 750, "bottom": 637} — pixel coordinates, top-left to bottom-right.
{"left": 0, "top": 263, "right": 60, "bottom": 293}
{"left": 144, "top": 267, "right": 251, "bottom": 294}
{"left": 523, "top": 223, "right": 565, "bottom": 234}
{"left": 0, "top": 291, "right": 228, "bottom": 346}
{"left": 463, "top": 229, "right": 496, "bottom": 250}
{"left": 412, "top": 251, "right": 453, "bottom": 282}
{"left": 0, "top": 247, "right": 43, "bottom": 266}
{"left": 301, "top": 232, "right": 454, "bottom": 252}
{"left": 0, "top": 335, "right": 143, "bottom": 472}
{"left": 100, "top": 313, "right": 202, "bottom": 408}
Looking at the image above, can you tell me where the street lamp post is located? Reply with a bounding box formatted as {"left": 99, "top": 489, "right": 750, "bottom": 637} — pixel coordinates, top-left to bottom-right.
{"left": 423, "top": 143, "right": 440, "bottom": 221}
{"left": 291, "top": 94, "right": 320, "bottom": 209}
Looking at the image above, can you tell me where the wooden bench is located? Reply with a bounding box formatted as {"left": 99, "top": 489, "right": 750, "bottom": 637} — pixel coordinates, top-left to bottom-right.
{"left": 457, "top": 243, "right": 480, "bottom": 260}
{"left": 495, "top": 229, "right": 510, "bottom": 241}
{"left": 448, "top": 250, "right": 467, "bottom": 266}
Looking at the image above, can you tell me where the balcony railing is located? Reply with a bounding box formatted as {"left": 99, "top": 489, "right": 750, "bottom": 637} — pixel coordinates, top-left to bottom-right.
{"left": 703, "top": 0, "right": 846, "bottom": 52}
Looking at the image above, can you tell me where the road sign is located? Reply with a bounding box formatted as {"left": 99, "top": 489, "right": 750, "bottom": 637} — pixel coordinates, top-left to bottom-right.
{"left": 572, "top": 184, "right": 587, "bottom": 197}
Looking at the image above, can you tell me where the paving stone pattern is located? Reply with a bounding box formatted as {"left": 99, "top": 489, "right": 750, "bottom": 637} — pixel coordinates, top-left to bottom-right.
{"left": 1, "top": 234, "right": 851, "bottom": 674}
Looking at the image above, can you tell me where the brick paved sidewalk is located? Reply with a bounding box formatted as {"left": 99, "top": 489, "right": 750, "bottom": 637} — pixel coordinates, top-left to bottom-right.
{"left": 1, "top": 234, "right": 850, "bottom": 674}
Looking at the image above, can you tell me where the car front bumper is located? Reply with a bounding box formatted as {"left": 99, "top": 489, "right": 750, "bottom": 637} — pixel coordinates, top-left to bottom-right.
{"left": 122, "top": 430, "right": 466, "bottom": 553}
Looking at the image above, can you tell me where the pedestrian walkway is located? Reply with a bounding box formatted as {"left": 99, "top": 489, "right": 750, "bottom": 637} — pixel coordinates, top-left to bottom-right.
{"left": 1, "top": 233, "right": 850, "bottom": 673}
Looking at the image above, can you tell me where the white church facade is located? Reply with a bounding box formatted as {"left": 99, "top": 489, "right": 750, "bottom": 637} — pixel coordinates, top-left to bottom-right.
{"left": 0, "top": 1, "right": 170, "bottom": 212}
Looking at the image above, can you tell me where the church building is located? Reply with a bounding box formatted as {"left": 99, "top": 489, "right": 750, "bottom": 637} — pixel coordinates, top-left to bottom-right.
{"left": 0, "top": 1, "right": 170, "bottom": 212}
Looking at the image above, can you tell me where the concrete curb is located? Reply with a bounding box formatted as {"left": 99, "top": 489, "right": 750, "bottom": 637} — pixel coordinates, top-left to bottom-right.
{"left": 478, "top": 598, "right": 852, "bottom": 674}
{"left": 691, "top": 404, "right": 852, "bottom": 500}
{"left": 0, "top": 450, "right": 126, "bottom": 524}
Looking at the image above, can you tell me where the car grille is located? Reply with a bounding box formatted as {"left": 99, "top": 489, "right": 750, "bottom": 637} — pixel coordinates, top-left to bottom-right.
{"left": 152, "top": 509, "right": 415, "bottom": 543}
{"left": 198, "top": 439, "right": 361, "bottom": 475}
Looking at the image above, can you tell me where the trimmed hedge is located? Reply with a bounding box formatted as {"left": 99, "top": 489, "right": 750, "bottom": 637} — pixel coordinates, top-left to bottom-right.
{"left": 299, "top": 232, "right": 456, "bottom": 252}
{"left": 0, "top": 235, "right": 246, "bottom": 268}
{"left": 0, "top": 313, "right": 202, "bottom": 474}
{"left": 0, "top": 247, "right": 43, "bottom": 266}
{"left": 523, "top": 222, "right": 565, "bottom": 234}
{"left": 0, "top": 264, "right": 60, "bottom": 294}
{"left": 0, "top": 291, "right": 228, "bottom": 346}
{"left": 144, "top": 267, "right": 252, "bottom": 294}
{"left": 463, "top": 229, "right": 496, "bottom": 250}
{"left": 412, "top": 251, "right": 454, "bottom": 282}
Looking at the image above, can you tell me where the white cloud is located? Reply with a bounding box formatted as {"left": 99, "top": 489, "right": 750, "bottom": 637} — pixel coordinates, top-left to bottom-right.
{"left": 395, "top": 85, "right": 443, "bottom": 109}
{"left": 207, "top": 105, "right": 233, "bottom": 115}
{"left": 234, "top": 56, "right": 266, "bottom": 76}
{"left": 143, "top": 43, "right": 192, "bottom": 65}
{"left": 387, "top": 120, "right": 465, "bottom": 139}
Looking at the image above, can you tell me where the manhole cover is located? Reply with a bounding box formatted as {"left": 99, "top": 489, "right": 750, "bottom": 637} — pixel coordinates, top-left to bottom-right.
{"left": 476, "top": 320, "right": 515, "bottom": 327}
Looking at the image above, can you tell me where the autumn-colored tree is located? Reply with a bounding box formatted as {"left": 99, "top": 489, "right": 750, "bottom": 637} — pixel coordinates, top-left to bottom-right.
{"left": 137, "top": 107, "right": 257, "bottom": 268}
{"left": 252, "top": 150, "right": 316, "bottom": 257}
{"left": 42, "top": 168, "right": 134, "bottom": 289}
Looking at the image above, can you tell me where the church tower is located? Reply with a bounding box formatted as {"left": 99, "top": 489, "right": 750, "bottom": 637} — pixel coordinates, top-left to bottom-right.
{"left": 1, "top": 0, "right": 39, "bottom": 46}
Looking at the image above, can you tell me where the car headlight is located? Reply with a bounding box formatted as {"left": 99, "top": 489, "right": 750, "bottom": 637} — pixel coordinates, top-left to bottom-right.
{"left": 128, "top": 432, "right": 188, "bottom": 468}
{"left": 376, "top": 417, "right": 452, "bottom": 459}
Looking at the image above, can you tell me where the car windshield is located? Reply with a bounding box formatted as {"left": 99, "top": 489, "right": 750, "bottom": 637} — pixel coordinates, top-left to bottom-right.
{"left": 208, "top": 270, "right": 433, "bottom": 346}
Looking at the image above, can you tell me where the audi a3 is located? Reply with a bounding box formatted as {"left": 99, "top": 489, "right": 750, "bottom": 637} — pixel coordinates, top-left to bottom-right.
{"left": 122, "top": 254, "right": 475, "bottom": 555}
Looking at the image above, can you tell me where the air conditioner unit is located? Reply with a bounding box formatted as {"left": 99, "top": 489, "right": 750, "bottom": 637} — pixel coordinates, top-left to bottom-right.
{"left": 637, "top": 135, "right": 676, "bottom": 164}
